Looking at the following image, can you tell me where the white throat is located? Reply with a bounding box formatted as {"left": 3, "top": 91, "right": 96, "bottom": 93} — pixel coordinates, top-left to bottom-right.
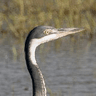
{"left": 29, "top": 39, "right": 40, "bottom": 65}
{"left": 29, "top": 34, "right": 63, "bottom": 65}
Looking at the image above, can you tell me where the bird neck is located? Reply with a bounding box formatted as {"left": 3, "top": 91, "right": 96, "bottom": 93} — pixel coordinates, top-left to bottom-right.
{"left": 25, "top": 39, "right": 47, "bottom": 96}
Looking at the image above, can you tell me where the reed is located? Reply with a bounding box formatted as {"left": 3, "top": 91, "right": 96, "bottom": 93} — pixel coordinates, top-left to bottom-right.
{"left": 0, "top": 0, "right": 96, "bottom": 41}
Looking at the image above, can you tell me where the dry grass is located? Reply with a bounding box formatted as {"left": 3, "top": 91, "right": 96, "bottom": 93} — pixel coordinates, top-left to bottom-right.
{"left": 0, "top": 0, "right": 96, "bottom": 41}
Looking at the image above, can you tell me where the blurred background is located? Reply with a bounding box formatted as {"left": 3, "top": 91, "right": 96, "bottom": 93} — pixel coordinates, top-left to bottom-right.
{"left": 0, "top": 0, "right": 96, "bottom": 96}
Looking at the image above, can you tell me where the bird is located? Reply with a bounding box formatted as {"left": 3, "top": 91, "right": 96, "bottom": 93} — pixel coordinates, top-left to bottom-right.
{"left": 24, "top": 26, "right": 84, "bottom": 96}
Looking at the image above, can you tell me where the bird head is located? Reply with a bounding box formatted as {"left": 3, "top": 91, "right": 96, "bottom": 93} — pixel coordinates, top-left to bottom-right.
{"left": 25, "top": 26, "right": 85, "bottom": 48}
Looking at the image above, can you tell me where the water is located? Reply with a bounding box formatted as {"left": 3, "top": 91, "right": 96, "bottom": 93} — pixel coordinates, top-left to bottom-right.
{"left": 0, "top": 35, "right": 96, "bottom": 96}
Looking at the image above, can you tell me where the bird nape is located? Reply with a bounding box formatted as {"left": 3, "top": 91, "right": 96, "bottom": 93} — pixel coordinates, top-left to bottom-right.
{"left": 24, "top": 26, "right": 85, "bottom": 96}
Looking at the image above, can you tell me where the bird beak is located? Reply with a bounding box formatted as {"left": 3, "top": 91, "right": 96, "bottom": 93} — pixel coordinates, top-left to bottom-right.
{"left": 54, "top": 28, "right": 85, "bottom": 39}
{"left": 57, "top": 28, "right": 85, "bottom": 36}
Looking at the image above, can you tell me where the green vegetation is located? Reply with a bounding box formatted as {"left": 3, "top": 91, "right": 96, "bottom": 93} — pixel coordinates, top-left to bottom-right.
{"left": 0, "top": 0, "right": 96, "bottom": 41}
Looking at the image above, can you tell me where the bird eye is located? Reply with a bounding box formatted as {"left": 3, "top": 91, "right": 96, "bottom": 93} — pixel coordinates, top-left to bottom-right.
{"left": 44, "top": 30, "right": 49, "bottom": 35}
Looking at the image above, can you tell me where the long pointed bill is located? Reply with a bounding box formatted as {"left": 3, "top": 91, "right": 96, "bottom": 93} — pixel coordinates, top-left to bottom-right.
{"left": 57, "top": 28, "right": 85, "bottom": 38}
{"left": 38, "top": 28, "right": 85, "bottom": 45}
